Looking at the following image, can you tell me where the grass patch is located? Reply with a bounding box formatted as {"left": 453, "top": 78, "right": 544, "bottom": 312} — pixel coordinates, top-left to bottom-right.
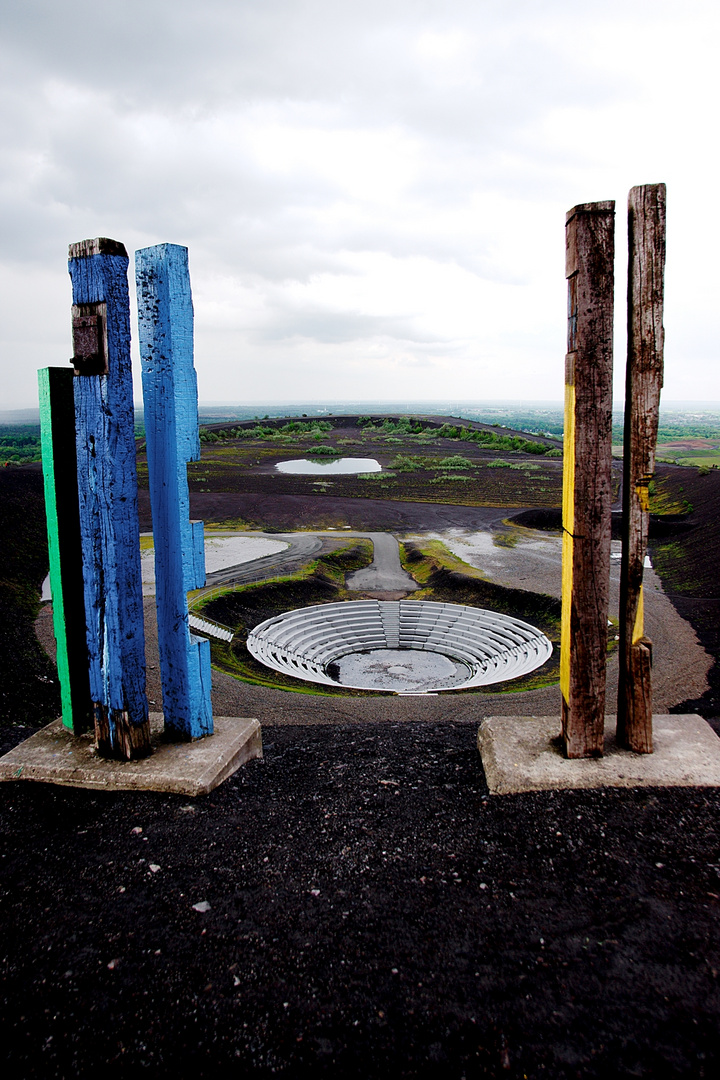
{"left": 436, "top": 455, "right": 474, "bottom": 470}
{"left": 203, "top": 519, "right": 255, "bottom": 532}
{"left": 389, "top": 454, "right": 425, "bottom": 471}
{"left": 648, "top": 478, "right": 693, "bottom": 516}
{"left": 429, "top": 475, "right": 471, "bottom": 483}
{"left": 398, "top": 539, "right": 486, "bottom": 585}
{"left": 651, "top": 541, "right": 702, "bottom": 593}
{"left": 493, "top": 532, "right": 519, "bottom": 548}
{"left": 307, "top": 445, "right": 339, "bottom": 457}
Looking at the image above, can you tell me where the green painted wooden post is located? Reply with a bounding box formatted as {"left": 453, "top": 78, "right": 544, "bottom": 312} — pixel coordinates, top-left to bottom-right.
{"left": 38, "top": 367, "right": 93, "bottom": 733}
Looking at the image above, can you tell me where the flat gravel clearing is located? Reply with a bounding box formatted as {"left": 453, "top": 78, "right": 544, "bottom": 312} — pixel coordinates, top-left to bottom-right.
{"left": 141, "top": 536, "right": 289, "bottom": 588}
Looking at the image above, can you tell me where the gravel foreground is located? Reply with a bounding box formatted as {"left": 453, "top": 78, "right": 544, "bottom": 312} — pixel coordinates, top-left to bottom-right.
{"left": 2, "top": 721, "right": 720, "bottom": 1078}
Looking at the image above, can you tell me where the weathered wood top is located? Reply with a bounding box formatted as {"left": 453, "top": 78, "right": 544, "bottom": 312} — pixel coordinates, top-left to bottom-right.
{"left": 68, "top": 238, "right": 128, "bottom": 260}
{"left": 566, "top": 200, "right": 615, "bottom": 223}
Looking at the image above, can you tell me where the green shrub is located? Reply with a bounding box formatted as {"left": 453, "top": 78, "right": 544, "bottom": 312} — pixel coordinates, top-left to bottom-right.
{"left": 389, "top": 454, "right": 424, "bottom": 471}
{"left": 429, "top": 474, "right": 471, "bottom": 483}
{"left": 237, "top": 425, "right": 275, "bottom": 439}
{"left": 437, "top": 455, "right": 473, "bottom": 469}
{"left": 308, "top": 445, "right": 339, "bottom": 457}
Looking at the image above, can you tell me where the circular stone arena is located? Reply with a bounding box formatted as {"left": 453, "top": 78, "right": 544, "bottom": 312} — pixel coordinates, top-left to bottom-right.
{"left": 246, "top": 600, "right": 552, "bottom": 694}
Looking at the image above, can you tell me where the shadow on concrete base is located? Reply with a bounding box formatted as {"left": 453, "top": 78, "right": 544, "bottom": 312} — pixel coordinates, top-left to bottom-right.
{"left": 478, "top": 714, "right": 720, "bottom": 795}
{"left": 0, "top": 713, "right": 262, "bottom": 797}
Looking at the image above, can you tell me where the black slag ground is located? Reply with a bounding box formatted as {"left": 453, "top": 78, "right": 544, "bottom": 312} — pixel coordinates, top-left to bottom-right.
{"left": 1, "top": 721, "right": 719, "bottom": 1079}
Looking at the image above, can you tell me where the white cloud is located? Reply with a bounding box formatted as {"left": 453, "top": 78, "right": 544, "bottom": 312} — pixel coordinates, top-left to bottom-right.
{"left": 0, "top": 0, "right": 718, "bottom": 407}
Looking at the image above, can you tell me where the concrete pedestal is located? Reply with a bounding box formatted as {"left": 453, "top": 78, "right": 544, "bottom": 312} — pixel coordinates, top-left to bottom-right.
{"left": 0, "top": 713, "right": 262, "bottom": 797}
{"left": 478, "top": 714, "right": 720, "bottom": 795}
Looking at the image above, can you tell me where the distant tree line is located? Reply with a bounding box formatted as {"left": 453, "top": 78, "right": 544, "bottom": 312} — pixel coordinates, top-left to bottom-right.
{"left": 199, "top": 420, "right": 333, "bottom": 443}
{"left": 0, "top": 426, "right": 42, "bottom": 465}
{"left": 357, "top": 416, "right": 559, "bottom": 455}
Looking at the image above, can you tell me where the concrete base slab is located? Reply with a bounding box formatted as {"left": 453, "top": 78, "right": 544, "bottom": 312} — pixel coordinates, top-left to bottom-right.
{"left": 0, "top": 714, "right": 262, "bottom": 797}
{"left": 478, "top": 714, "right": 720, "bottom": 795}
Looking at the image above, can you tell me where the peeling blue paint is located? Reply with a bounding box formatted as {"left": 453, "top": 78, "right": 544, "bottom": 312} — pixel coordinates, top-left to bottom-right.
{"left": 136, "top": 243, "right": 213, "bottom": 739}
{"left": 69, "top": 242, "right": 148, "bottom": 747}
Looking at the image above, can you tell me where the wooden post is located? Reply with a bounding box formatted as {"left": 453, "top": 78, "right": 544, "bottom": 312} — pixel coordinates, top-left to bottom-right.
{"left": 617, "top": 184, "right": 666, "bottom": 753}
{"left": 135, "top": 243, "right": 213, "bottom": 740}
{"left": 69, "top": 238, "right": 150, "bottom": 760}
{"left": 38, "top": 367, "right": 93, "bottom": 733}
{"left": 561, "top": 201, "right": 615, "bottom": 758}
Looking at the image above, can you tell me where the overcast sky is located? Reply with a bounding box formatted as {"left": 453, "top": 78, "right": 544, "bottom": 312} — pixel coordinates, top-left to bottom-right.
{"left": 1, "top": 0, "right": 718, "bottom": 408}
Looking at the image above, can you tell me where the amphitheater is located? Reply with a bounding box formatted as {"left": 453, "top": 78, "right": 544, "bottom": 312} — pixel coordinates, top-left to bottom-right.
{"left": 246, "top": 600, "right": 552, "bottom": 694}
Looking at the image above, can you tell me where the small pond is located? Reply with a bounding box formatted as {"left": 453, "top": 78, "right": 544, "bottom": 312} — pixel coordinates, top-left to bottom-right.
{"left": 275, "top": 457, "right": 381, "bottom": 475}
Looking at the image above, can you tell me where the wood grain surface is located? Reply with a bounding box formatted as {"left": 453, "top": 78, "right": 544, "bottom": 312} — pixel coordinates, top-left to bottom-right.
{"left": 561, "top": 202, "right": 615, "bottom": 758}
{"left": 136, "top": 243, "right": 213, "bottom": 740}
{"left": 69, "top": 238, "right": 149, "bottom": 759}
{"left": 617, "top": 183, "right": 667, "bottom": 752}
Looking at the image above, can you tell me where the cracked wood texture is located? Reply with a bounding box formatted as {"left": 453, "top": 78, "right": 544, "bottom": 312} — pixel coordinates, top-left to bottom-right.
{"left": 69, "top": 238, "right": 150, "bottom": 760}
{"left": 561, "top": 201, "right": 615, "bottom": 758}
{"left": 617, "top": 184, "right": 667, "bottom": 753}
{"left": 136, "top": 243, "right": 213, "bottom": 741}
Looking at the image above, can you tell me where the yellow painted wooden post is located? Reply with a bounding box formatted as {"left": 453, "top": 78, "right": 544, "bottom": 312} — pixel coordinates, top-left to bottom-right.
{"left": 617, "top": 184, "right": 666, "bottom": 753}
{"left": 561, "top": 201, "right": 615, "bottom": 758}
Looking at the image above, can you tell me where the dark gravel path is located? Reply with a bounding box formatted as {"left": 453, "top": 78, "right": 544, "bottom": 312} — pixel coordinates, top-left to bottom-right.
{"left": 2, "top": 721, "right": 720, "bottom": 1078}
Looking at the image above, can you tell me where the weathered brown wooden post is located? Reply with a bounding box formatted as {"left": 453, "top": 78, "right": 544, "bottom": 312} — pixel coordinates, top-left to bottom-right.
{"left": 561, "top": 201, "right": 615, "bottom": 758}
{"left": 617, "top": 184, "right": 667, "bottom": 753}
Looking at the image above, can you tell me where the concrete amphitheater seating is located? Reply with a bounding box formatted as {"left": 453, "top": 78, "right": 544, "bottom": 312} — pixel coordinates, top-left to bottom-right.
{"left": 246, "top": 600, "right": 552, "bottom": 692}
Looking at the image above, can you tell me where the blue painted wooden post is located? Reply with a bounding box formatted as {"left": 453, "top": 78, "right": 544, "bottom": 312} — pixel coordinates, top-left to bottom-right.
{"left": 135, "top": 244, "right": 213, "bottom": 740}
{"left": 69, "top": 238, "right": 150, "bottom": 760}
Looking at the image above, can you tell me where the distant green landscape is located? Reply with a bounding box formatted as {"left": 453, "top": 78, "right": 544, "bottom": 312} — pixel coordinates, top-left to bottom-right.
{"left": 4, "top": 406, "right": 720, "bottom": 469}
{"left": 0, "top": 426, "right": 41, "bottom": 464}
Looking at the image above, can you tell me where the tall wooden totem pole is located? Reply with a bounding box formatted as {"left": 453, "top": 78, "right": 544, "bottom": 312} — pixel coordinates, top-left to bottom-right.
{"left": 39, "top": 236, "right": 214, "bottom": 761}
{"left": 136, "top": 244, "right": 213, "bottom": 740}
{"left": 561, "top": 201, "right": 615, "bottom": 758}
{"left": 68, "top": 238, "right": 150, "bottom": 758}
{"left": 561, "top": 186, "right": 666, "bottom": 759}
{"left": 617, "top": 184, "right": 667, "bottom": 752}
